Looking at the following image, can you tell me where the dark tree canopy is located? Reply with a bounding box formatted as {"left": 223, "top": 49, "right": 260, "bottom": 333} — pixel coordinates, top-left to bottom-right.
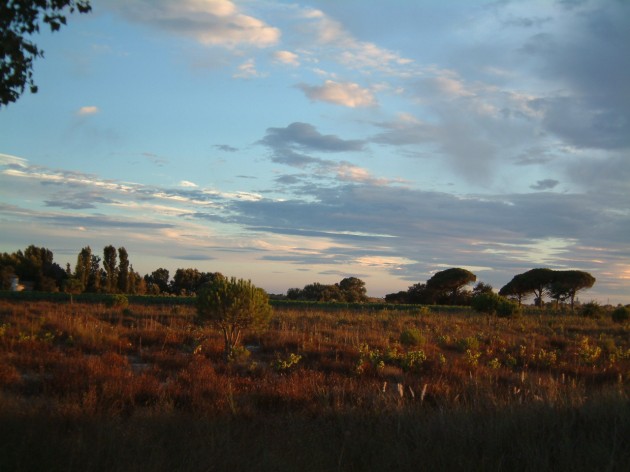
{"left": 0, "top": 0, "right": 92, "bottom": 106}
{"left": 426, "top": 268, "right": 477, "bottom": 302}
{"left": 286, "top": 277, "right": 368, "bottom": 302}
{"left": 145, "top": 268, "right": 170, "bottom": 294}
{"left": 500, "top": 268, "right": 595, "bottom": 310}
{"left": 549, "top": 270, "right": 596, "bottom": 311}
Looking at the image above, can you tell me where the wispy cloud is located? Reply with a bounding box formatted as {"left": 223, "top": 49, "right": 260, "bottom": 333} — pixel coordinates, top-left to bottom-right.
{"left": 108, "top": 0, "right": 280, "bottom": 48}
{"left": 233, "top": 58, "right": 265, "bottom": 79}
{"left": 530, "top": 179, "right": 559, "bottom": 191}
{"left": 77, "top": 106, "right": 99, "bottom": 116}
{"left": 273, "top": 50, "right": 299, "bottom": 67}
{"left": 298, "top": 80, "right": 376, "bottom": 108}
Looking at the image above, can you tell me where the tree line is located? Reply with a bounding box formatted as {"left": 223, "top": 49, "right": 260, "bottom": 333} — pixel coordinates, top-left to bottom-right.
{"left": 384, "top": 267, "right": 596, "bottom": 310}
{"left": 0, "top": 245, "right": 597, "bottom": 309}
{"left": 0, "top": 245, "right": 222, "bottom": 296}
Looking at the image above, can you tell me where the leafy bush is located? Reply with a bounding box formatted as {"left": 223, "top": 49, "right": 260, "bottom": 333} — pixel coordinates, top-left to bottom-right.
{"left": 471, "top": 292, "right": 519, "bottom": 318}
{"left": 197, "top": 277, "right": 272, "bottom": 361}
{"left": 399, "top": 328, "right": 425, "bottom": 347}
{"left": 611, "top": 306, "right": 630, "bottom": 323}
{"left": 457, "top": 336, "right": 480, "bottom": 352}
{"left": 471, "top": 292, "right": 501, "bottom": 315}
{"left": 496, "top": 298, "right": 520, "bottom": 318}
{"left": 272, "top": 353, "right": 302, "bottom": 372}
{"left": 399, "top": 350, "right": 426, "bottom": 372}
{"left": 579, "top": 301, "right": 605, "bottom": 318}
{"left": 107, "top": 294, "right": 129, "bottom": 309}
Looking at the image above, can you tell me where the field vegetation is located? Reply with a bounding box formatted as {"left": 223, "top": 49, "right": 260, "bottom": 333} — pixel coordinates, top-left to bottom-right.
{"left": 0, "top": 298, "right": 629, "bottom": 471}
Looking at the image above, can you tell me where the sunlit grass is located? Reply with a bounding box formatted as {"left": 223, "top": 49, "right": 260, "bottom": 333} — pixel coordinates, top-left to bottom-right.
{"left": 0, "top": 299, "right": 628, "bottom": 471}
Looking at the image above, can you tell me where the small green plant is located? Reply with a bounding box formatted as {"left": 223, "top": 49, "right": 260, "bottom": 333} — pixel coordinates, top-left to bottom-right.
{"left": 578, "top": 337, "right": 602, "bottom": 365}
{"left": 228, "top": 345, "right": 251, "bottom": 363}
{"left": 399, "top": 350, "right": 426, "bottom": 372}
{"left": 488, "top": 357, "right": 501, "bottom": 369}
{"left": 457, "top": 336, "right": 480, "bottom": 352}
{"left": 399, "top": 328, "right": 425, "bottom": 347}
{"left": 106, "top": 294, "right": 129, "bottom": 308}
{"left": 465, "top": 349, "right": 481, "bottom": 367}
{"left": 536, "top": 348, "right": 557, "bottom": 368}
{"left": 272, "top": 352, "right": 301, "bottom": 372}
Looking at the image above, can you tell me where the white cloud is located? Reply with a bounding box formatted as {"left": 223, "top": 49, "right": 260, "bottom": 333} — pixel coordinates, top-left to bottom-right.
{"left": 77, "top": 106, "right": 99, "bottom": 116}
{"left": 296, "top": 7, "right": 413, "bottom": 75}
{"left": 335, "top": 164, "right": 390, "bottom": 186}
{"left": 109, "top": 0, "right": 280, "bottom": 48}
{"left": 179, "top": 180, "right": 198, "bottom": 188}
{"left": 0, "top": 153, "right": 28, "bottom": 168}
{"left": 273, "top": 50, "right": 300, "bottom": 67}
{"left": 298, "top": 80, "right": 376, "bottom": 108}
{"left": 233, "top": 58, "right": 264, "bottom": 78}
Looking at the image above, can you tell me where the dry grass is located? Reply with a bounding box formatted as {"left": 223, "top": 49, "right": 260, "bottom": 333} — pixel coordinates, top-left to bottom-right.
{"left": 0, "top": 299, "right": 628, "bottom": 471}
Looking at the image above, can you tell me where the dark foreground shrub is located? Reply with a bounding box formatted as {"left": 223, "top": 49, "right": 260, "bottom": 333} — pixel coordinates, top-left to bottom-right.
{"left": 579, "top": 301, "right": 605, "bottom": 319}
{"left": 611, "top": 305, "right": 629, "bottom": 323}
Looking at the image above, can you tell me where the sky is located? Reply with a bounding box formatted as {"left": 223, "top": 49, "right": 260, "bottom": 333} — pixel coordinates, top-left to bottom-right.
{"left": 1, "top": 0, "right": 629, "bottom": 303}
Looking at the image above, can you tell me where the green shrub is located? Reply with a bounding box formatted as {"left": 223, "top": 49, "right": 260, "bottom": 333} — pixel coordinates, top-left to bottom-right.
{"left": 457, "top": 336, "right": 480, "bottom": 352}
{"left": 399, "top": 350, "right": 426, "bottom": 372}
{"left": 611, "top": 306, "right": 630, "bottom": 323}
{"left": 106, "top": 294, "right": 129, "bottom": 308}
{"left": 197, "top": 276, "right": 272, "bottom": 362}
{"left": 579, "top": 301, "right": 605, "bottom": 318}
{"left": 496, "top": 298, "right": 520, "bottom": 318}
{"left": 399, "top": 328, "right": 425, "bottom": 347}
{"left": 471, "top": 292, "right": 501, "bottom": 315}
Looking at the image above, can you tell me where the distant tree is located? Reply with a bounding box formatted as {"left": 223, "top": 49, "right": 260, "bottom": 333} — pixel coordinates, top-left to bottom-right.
{"left": 171, "top": 268, "right": 201, "bottom": 295}
{"left": 384, "top": 290, "right": 409, "bottom": 304}
{"left": 63, "top": 277, "right": 83, "bottom": 303}
{"left": 286, "top": 287, "right": 302, "bottom": 300}
{"left": 501, "top": 269, "right": 554, "bottom": 307}
{"left": 87, "top": 254, "right": 101, "bottom": 292}
{"left": 102, "top": 245, "right": 118, "bottom": 293}
{"left": 0, "top": 252, "right": 18, "bottom": 290}
{"left": 472, "top": 282, "right": 493, "bottom": 296}
{"left": 74, "top": 246, "right": 91, "bottom": 291}
{"left": 15, "top": 245, "right": 65, "bottom": 291}
{"left": 0, "top": 0, "right": 92, "bottom": 107}
{"left": 171, "top": 268, "right": 222, "bottom": 296}
{"left": 407, "top": 283, "right": 435, "bottom": 304}
{"left": 521, "top": 268, "right": 555, "bottom": 308}
{"left": 145, "top": 268, "right": 170, "bottom": 294}
{"left": 338, "top": 277, "right": 368, "bottom": 302}
{"left": 426, "top": 268, "right": 477, "bottom": 304}
{"left": 498, "top": 276, "right": 526, "bottom": 305}
{"left": 197, "top": 277, "right": 271, "bottom": 362}
{"left": 117, "top": 247, "right": 129, "bottom": 293}
{"left": 130, "top": 267, "right": 146, "bottom": 295}
{"left": 299, "top": 282, "right": 344, "bottom": 302}
{"left": 549, "top": 270, "right": 596, "bottom": 312}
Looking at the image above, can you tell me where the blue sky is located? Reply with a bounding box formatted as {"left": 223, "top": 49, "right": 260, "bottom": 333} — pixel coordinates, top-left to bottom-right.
{"left": 1, "top": 0, "right": 629, "bottom": 302}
